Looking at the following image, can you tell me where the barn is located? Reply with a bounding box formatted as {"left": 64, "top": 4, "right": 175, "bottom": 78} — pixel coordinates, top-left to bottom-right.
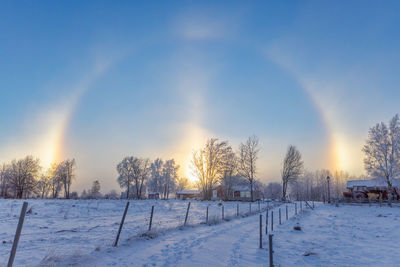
{"left": 344, "top": 178, "right": 400, "bottom": 200}
{"left": 148, "top": 192, "right": 160, "bottom": 199}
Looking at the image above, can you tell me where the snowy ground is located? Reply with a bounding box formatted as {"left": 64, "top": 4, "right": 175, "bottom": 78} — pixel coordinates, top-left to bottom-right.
{"left": 273, "top": 203, "right": 400, "bottom": 267}
{"left": 0, "top": 199, "right": 272, "bottom": 266}
{"left": 1, "top": 200, "right": 400, "bottom": 266}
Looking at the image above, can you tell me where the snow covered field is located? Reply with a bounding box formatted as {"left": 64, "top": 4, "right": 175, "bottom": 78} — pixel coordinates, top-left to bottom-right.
{"left": 0, "top": 199, "right": 271, "bottom": 266}
{"left": 1, "top": 200, "right": 400, "bottom": 266}
{"left": 274, "top": 203, "right": 400, "bottom": 267}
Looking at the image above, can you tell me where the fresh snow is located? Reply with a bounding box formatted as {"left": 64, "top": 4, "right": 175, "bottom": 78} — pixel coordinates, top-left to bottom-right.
{"left": 1, "top": 200, "right": 400, "bottom": 266}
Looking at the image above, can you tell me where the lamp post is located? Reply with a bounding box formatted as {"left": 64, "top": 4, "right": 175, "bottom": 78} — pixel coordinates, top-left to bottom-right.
{"left": 327, "top": 176, "right": 331, "bottom": 204}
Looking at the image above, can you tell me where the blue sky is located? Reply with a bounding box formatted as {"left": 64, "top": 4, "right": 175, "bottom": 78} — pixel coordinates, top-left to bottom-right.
{"left": 1, "top": 1, "right": 399, "bottom": 191}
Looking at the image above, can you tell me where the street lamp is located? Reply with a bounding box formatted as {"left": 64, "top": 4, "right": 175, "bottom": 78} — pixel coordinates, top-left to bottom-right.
{"left": 327, "top": 176, "right": 331, "bottom": 204}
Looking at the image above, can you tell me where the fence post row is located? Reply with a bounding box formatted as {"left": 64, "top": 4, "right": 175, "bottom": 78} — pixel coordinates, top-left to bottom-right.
{"left": 113, "top": 201, "right": 130, "bottom": 247}
{"left": 259, "top": 214, "right": 263, "bottom": 249}
{"left": 265, "top": 209, "right": 268, "bottom": 235}
{"left": 148, "top": 205, "right": 154, "bottom": 232}
{"left": 8, "top": 201, "right": 28, "bottom": 267}
{"left": 269, "top": 234, "right": 274, "bottom": 267}
{"left": 271, "top": 211, "right": 274, "bottom": 231}
{"left": 184, "top": 202, "right": 191, "bottom": 226}
{"left": 279, "top": 208, "right": 281, "bottom": 225}
{"left": 206, "top": 206, "right": 209, "bottom": 224}
{"left": 286, "top": 205, "right": 288, "bottom": 220}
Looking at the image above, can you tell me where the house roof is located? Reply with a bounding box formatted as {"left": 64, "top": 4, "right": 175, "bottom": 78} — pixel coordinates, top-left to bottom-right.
{"left": 176, "top": 190, "right": 201, "bottom": 194}
{"left": 347, "top": 178, "right": 400, "bottom": 188}
{"left": 232, "top": 186, "right": 250, "bottom": 191}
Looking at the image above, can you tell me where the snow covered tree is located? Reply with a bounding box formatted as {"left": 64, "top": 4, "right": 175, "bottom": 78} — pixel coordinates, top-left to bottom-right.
{"left": 117, "top": 156, "right": 150, "bottom": 199}
{"left": 90, "top": 180, "right": 101, "bottom": 198}
{"left": 220, "top": 150, "right": 238, "bottom": 200}
{"left": 238, "top": 135, "right": 260, "bottom": 202}
{"left": 9, "top": 156, "right": 41, "bottom": 198}
{"left": 363, "top": 114, "right": 400, "bottom": 199}
{"left": 148, "top": 158, "right": 164, "bottom": 194}
{"left": 55, "top": 159, "right": 76, "bottom": 199}
{"left": 0, "top": 164, "right": 12, "bottom": 198}
{"left": 161, "top": 159, "right": 179, "bottom": 199}
{"left": 48, "top": 163, "right": 62, "bottom": 198}
{"left": 117, "top": 156, "right": 136, "bottom": 199}
{"left": 191, "top": 138, "right": 233, "bottom": 200}
{"left": 264, "top": 182, "right": 282, "bottom": 200}
{"left": 281, "top": 145, "right": 303, "bottom": 201}
{"left": 175, "top": 176, "right": 190, "bottom": 191}
{"left": 37, "top": 174, "right": 51, "bottom": 198}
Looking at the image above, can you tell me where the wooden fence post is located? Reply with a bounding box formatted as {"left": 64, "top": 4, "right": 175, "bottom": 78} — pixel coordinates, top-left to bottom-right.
{"left": 148, "top": 205, "right": 154, "bottom": 232}
{"left": 300, "top": 201, "right": 302, "bottom": 211}
{"left": 7, "top": 201, "right": 28, "bottom": 267}
{"left": 269, "top": 234, "right": 274, "bottom": 267}
{"left": 286, "top": 205, "right": 288, "bottom": 220}
{"left": 271, "top": 211, "right": 274, "bottom": 231}
{"left": 265, "top": 209, "right": 269, "bottom": 234}
{"left": 113, "top": 201, "right": 130, "bottom": 247}
{"left": 206, "top": 206, "right": 209, "bottom": 224}
{"left": 295, "top": 203, "right": 297, "bottom": 215}
{"left": 279, "top": 208, "right": 281, "bottom": 225}
{"left": 237, "top": 204, "right": 239, "bottom": 216}
{"left": 184, "top": 202, "right": 191, "bottom": 226}
{"left": 259, "top": 214, "right": 263, "bottom": 249}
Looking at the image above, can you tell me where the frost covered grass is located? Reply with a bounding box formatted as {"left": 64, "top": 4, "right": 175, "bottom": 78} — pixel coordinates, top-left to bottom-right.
{"left": 0, "top": 199, "right": 270, "bottom": 266}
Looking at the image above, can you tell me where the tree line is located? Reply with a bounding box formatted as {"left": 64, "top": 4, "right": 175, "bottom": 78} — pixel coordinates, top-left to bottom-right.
{"left": 1, "top": 114, "right": 398, "bottom": 201}
{"left": 0, "top": 157, "right": 76, "bottom": 199}
{"left": 116, "top": 157, "right": 190, "bottom": 199}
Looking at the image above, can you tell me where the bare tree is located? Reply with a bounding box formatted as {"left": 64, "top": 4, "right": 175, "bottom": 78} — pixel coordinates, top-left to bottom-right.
{"left": 117, "top": 156, "right": 136, "bottom": 199}
{"left": 148, "top": 158, "right": 164, "bottom": 194}
{"left": 161, "top": 159, "right": 179, "bottom": 199}
{"left": 89, "top": 180, "right": 101, "bottom": 198}
{"left": 56, "top": 159, "right": 76, "bottom": 199}
{"left": 238, "top": 135, "right": 260, "bottom": 202}
{"left": 117, "top": 156, "right": 150, "bottom": 199}
{"left": 0, "top": 164, "right": 12, "bottom": 198}
{"left": 363, "top": 114, "right": 400, "bottom": 199}
{"left": 281, "top": 145, "right": 303, "bottom": 201}
{"left": 9, "top": 156, "right": 41, "bottom": 198}
{"left": 37, "top": 174, "right": 51, "bottom": 198}
{"left": 220, "top": 151, "right": 238, "bottom": 200}
{"left": 175, "top": 176, "right": 190, "bottom": 192}
{"left": 134, "top": 158, "right": 150, "bottom": 199}
{"left": 264, "top": 182, "right": 282, "bottom": 200}
{"left": 191, "top": 138, "right": 233, "bottom": 200}
{"left": 44, "top": 163, "right": 61, "bottom": 198}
